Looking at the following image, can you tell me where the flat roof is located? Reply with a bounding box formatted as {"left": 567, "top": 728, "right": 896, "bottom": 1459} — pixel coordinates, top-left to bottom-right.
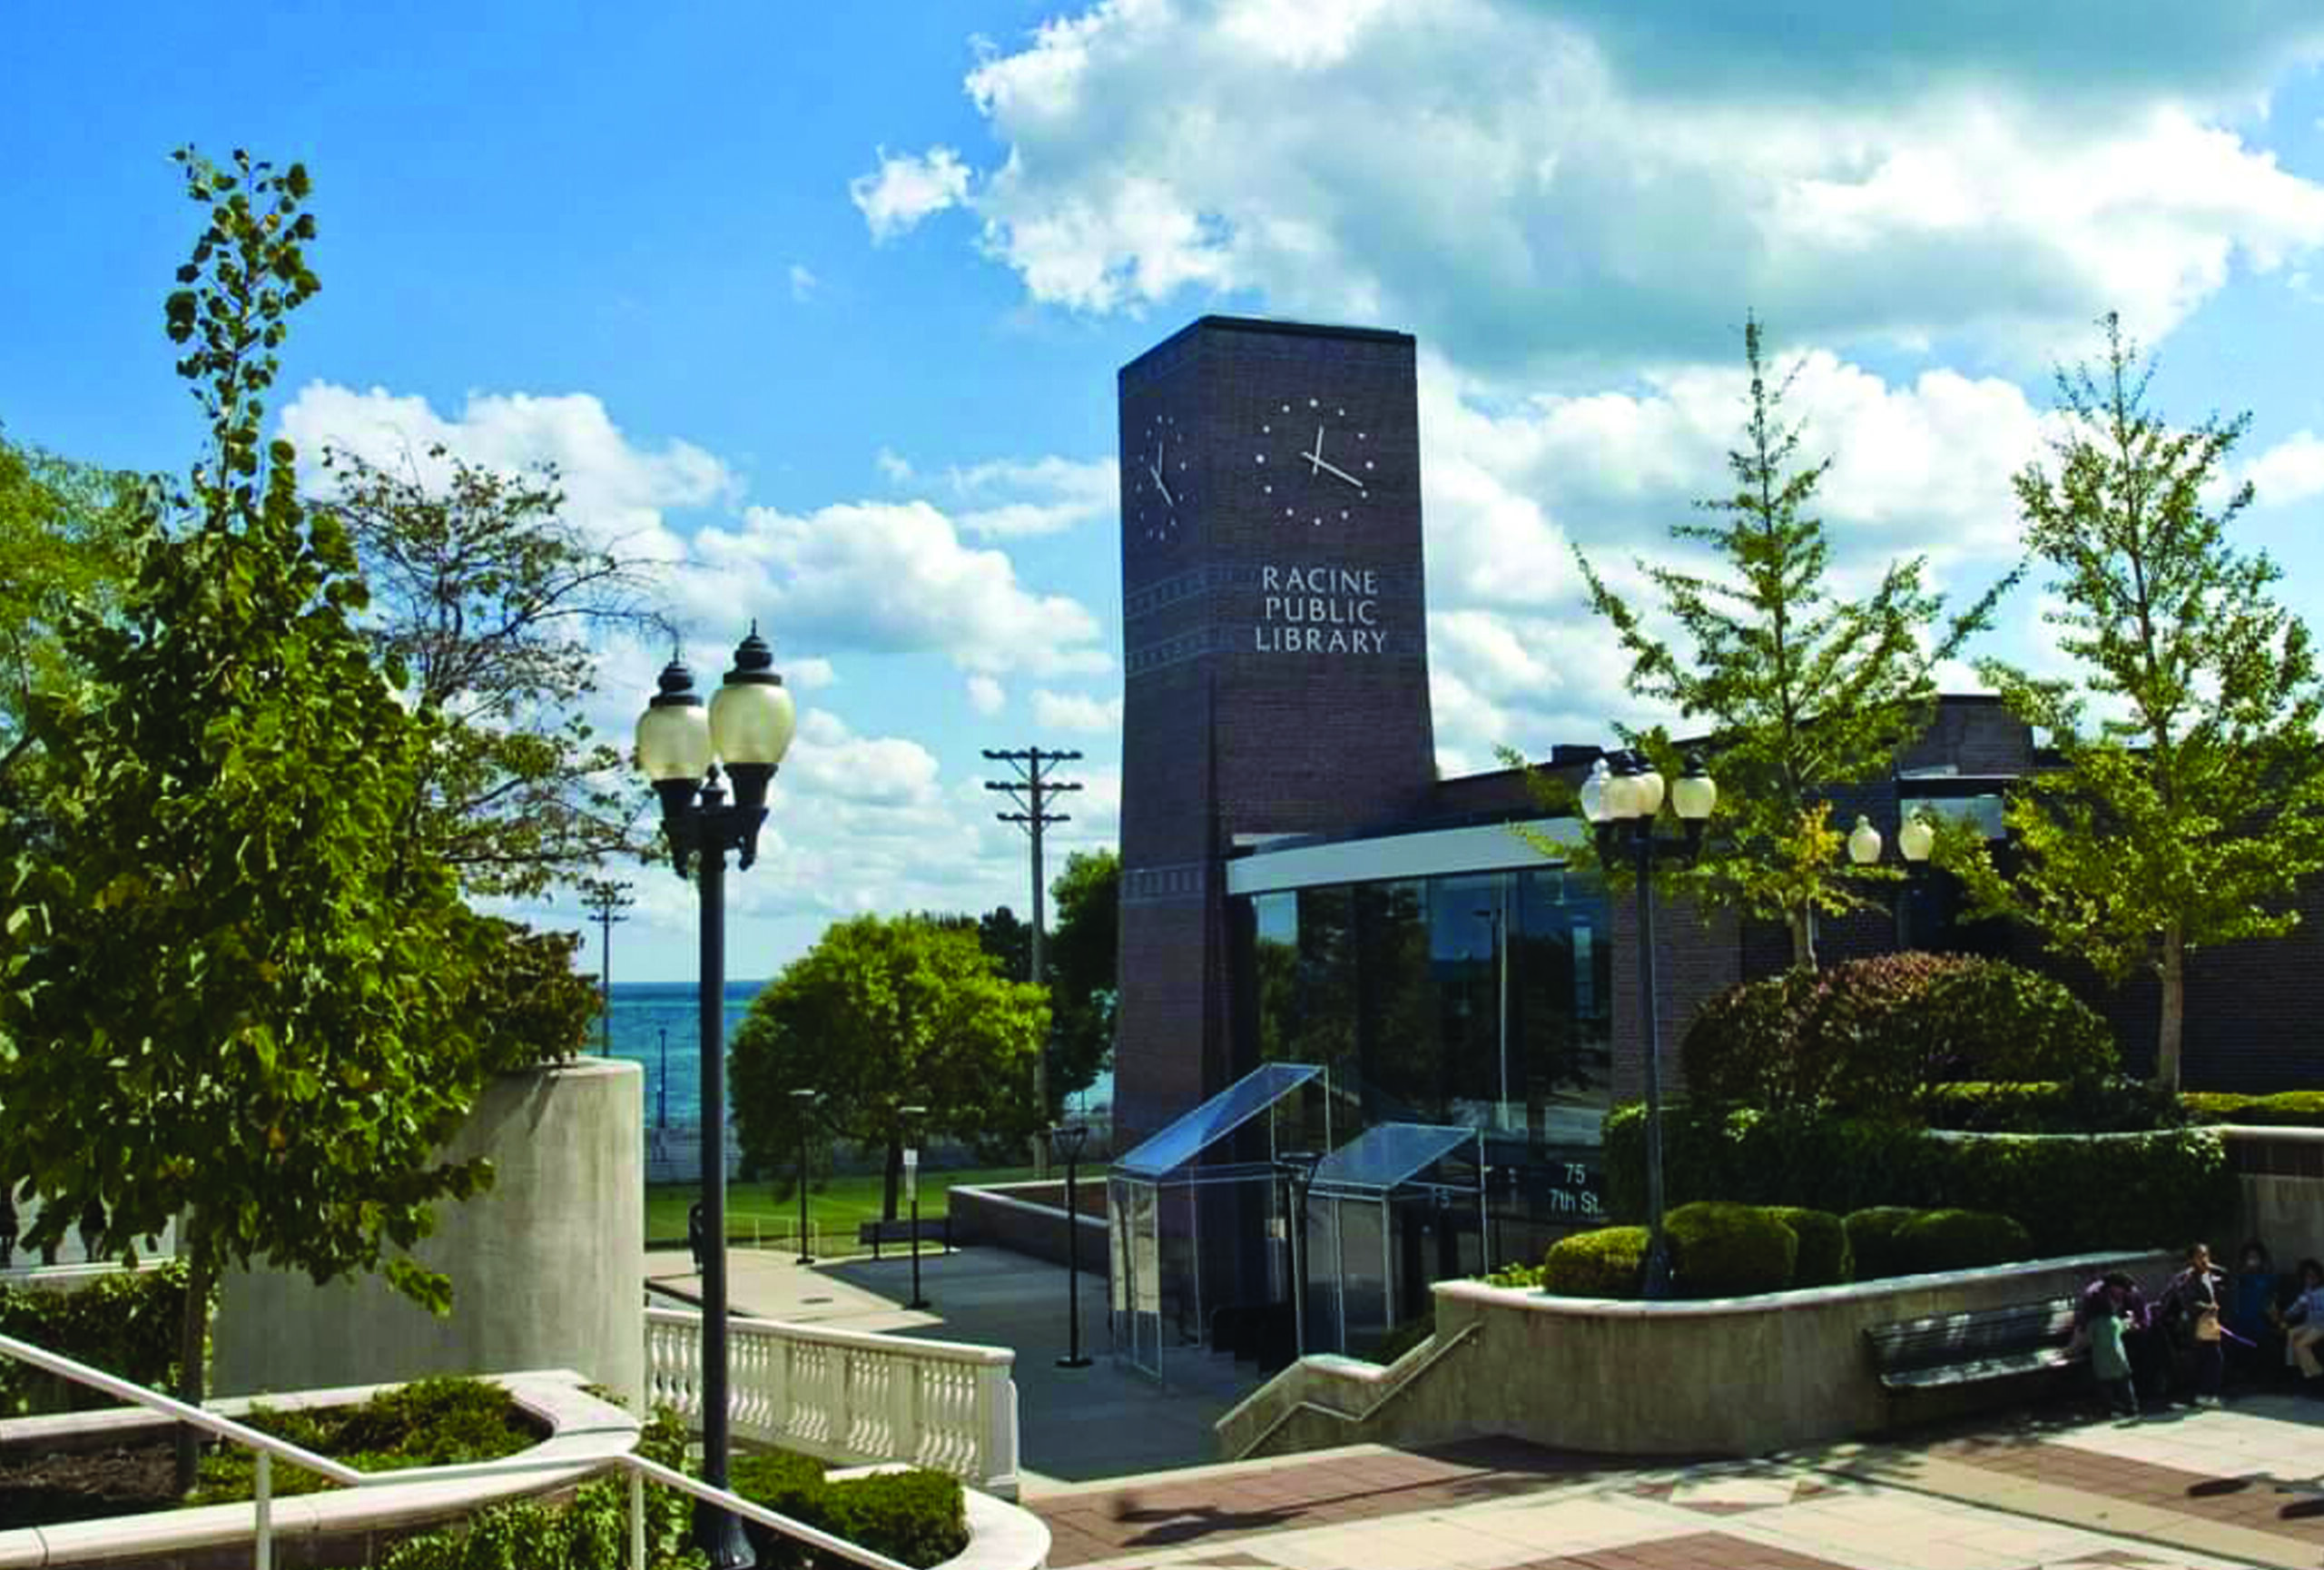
{"left": 1120, "top": 314, "right": 1415, "bottom": 379}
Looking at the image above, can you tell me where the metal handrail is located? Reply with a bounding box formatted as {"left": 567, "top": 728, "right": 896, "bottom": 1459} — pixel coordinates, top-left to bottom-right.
{"left": 0, "top": 1329, "right": 916, "bottom": 1570}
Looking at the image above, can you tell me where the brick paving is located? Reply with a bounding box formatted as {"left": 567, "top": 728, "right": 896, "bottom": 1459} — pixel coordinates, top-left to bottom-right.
{"left": 1928, "top": 1432, "right": 2324, "bottom": 1546}
{"left": 1500, "top": 1531, "right": 1856, "bottom": 1569}
{"left": 1033, "top": 1437, "right": 1624, "bottom": 1565}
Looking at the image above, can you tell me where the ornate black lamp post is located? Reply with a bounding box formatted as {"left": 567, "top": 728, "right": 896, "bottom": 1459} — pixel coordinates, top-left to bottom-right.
{"left": 791, "top": 1087, "right": 819, "bottom": 1265}
{"left": 635, "top": 625, "right": 796, "bottom": 1570}
{"left": 901, "top": 1103, "right": 930, "bottom": 1311}
{"left": 1049, "top": 1124, "right": 1092, "bottom": 1368}
{"left": 1846, "top": 811, "right": 1935, "bottom": 949}
{"left": 1583, "top": 749, "right": 1716, "bottom": 1301}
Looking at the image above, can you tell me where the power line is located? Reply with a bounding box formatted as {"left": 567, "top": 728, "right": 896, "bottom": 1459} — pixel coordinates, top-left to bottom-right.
{"left": 580, "top": 877, "right": 635, "bottom": 1058}
{"left": 983, "top": 746, "right": 1081, "bottom": 1173}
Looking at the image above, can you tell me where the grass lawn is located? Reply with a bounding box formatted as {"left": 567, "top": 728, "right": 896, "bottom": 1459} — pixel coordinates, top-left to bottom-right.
{"left": 645, "top": 1164, "right": 1097, "bottom": 1249}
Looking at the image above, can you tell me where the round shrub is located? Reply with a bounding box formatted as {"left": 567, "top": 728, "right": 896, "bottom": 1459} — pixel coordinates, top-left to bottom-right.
{"left": 1541, "top": 1226, "right": 1649, "bottom": 1298}
{"left": 1679, "top": 954, "right": 2119, "bottom": 1122}
{"left": 1762, "top": 1206, "right": 1851, "bottom": 1287}
{"left": 1843, "top": 1207, "right": 1925, "bottom": 1281}
{"left": 1893, "top": 1208, "right": 2033, "bottom": 1274}
{"left": 1665, "top": 1201, "right": 1798, "bottom": 1297}
{"left": 2182, "top": 1090, "right": 2324, "bottom": 1127}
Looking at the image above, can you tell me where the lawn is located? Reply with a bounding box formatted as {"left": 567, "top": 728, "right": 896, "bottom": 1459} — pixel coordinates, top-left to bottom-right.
{"left": 645, "top": 1164, "right": 1096, "bottom": 1250}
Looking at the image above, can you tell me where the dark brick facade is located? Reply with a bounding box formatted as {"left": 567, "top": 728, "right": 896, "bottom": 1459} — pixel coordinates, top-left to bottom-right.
{"left": 1116, "top": 317, "right": 1436, "bottom": 1144}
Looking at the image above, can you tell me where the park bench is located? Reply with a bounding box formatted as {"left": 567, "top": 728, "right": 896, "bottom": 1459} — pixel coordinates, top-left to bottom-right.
{"left": 858, "top": 1215, "right": 952, "bottom": 1260}
{"left": 1864, "top": 1297, "right": 2083, "bottom": 1392}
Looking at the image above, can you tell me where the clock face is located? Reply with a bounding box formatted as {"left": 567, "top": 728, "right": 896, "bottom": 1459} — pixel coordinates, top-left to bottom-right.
{"left": 1251, "top": 394, "right": 1381, "bottom": 528}
{"left": 1128, "top": 410, "right": 1192, "bottom": 545}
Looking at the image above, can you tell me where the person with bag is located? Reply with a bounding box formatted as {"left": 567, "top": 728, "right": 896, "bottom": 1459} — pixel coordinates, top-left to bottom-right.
{"left": 2162, "top": 1241, "right": 2228, "bottom": 1407}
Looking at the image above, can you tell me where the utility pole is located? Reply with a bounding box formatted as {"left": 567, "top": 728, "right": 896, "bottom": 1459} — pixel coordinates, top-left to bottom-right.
{"left": 983, "top": 746, "right": 1081, "bottom": 1175}
{"left": 580, "top": 878, "right": 635, "bottom": 1058}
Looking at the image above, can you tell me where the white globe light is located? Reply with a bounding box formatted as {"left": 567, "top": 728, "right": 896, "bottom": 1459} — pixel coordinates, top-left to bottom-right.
{"left": 1847, "top": 815, "right": 1883, "bottom": 866}
{"left": 1898, "top": 815, "right": 1935, "bottom": 864}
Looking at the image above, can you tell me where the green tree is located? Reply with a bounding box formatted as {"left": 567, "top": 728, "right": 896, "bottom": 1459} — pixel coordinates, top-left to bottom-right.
{"left": 1947, "top": 313, "right": 2324, "bottom": 1091}
{"left": 975, "top": 903, "right": 1031, "bottom": 983}
{"left": 1044, "top": 849, "right": 1118, "bottom": 1114}
{"left": 1554, "top": 316, "right": 2015, "bottom": 966}
{"left": 0, "top": 428, "right": 144, "bottom": 752}
{"left": 313, "top": 443, "right": 667, "bottom": 898}
{"left": 0, "top": 150, "right": 505, "bottom": 1489}
{"left": 730, "top": 915, "right": 1046, "bottom": 1220}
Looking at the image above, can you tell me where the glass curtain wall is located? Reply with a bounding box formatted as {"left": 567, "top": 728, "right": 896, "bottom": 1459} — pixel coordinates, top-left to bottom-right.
{"left": 1237, "top": 865, "right": 1611, "bottom": 1147}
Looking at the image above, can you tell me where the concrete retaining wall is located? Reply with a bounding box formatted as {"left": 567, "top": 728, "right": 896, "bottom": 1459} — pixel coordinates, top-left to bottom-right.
{"left": 1222, "top": 1249, "right": 2169, "bottom": 1462}
{"left": 2222, "top": 1126, "right": 2324, "bottom": 1266}
{"left": 214, "top": 1058, "right": 644, "bottom": 1404}
{"left": 950, "top": 1181, "right": 1106, "bottom": 1275}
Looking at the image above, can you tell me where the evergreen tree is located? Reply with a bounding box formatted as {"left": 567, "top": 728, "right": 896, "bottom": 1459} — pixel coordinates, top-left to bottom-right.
{"left": 1952, "top": 312, "right": 2324, "bottom": 1090}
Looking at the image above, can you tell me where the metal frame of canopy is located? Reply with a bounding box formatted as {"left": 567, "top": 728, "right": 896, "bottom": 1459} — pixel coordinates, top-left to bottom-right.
{"left": 1301, "top": 1122, "right": 1487, "bottom": 1358}
{"left": 1106, "top": 1062, "right": 1327, "bottom": 1382}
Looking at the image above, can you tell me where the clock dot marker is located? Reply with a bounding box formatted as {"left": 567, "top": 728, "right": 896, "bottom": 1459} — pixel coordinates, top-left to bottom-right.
{"left": 1256, "top": 454, "right": 1265, "bottom": 464}
{"left": 1340, "top": 510, "right": 1349, "bottom": 519}
{"left": 1364, "top": 459, "right": 1374, "bottom": 470}
{"left": 1308, "top": 398, "right": 1318, "bottom": 408}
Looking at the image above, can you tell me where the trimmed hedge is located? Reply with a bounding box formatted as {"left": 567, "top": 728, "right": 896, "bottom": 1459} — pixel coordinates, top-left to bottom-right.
{"left": 1605, "top": 1103, "right": 2236, "bottom": 1258}
{"left": 1666, "top": 1201, "right": 1797, "bottom": 1298}
{"left": 1542, "top": 1226, "right": 1649, "bottom": 1298}
{"left": 0, "top": 1260, "right": 199, "bottom": 1416}
{"left": 1920, "top": 1079, "right": 2184, "bottom": 1134}
{"left": 1763, "top": 1206, "right": 1851, "bottom": 1287}
{"left": 732, "top": 1450, "right": 969, "bottom": 1570}
{"left": 1841, "top": 1209, "right": 1923, "bottom": 1283}
{"left": 1680, "top": 953, "right": 2117, "bottom": 1121}
{"left": 1894, "top": 1209, "right": 2033, "bottom": 1273}
{"left": 2181, "top": 1091, "right": 2324, "bottom": 1128}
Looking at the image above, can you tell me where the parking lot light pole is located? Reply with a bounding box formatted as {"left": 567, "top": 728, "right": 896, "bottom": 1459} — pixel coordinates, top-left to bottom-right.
{"left": 901, "top": 1104, "right": 930, "bottom": 1311}
{"left": 1050, "top": 1125, "right": 1093, "bottom": 1368}
{"left": 791, "top": 1087, "right": 818, "bottom": 1264}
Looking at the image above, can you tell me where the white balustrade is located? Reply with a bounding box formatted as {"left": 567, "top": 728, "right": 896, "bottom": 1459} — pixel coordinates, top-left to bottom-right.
{"left": 645, "top": 1306, "right": 1020, "bottom": 1500}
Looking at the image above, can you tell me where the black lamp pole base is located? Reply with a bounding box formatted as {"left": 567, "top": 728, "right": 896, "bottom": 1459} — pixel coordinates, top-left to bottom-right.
{"left": 693, "top": 1498, "right": 756, "bottom": 1569}
{"left": 1056, "top": 1354, "right": 1093, "bottom": 1369}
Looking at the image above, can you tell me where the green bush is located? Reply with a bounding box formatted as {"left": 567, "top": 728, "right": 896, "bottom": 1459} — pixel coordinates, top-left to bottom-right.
{"left": 1369, "top": 1311, "right": 1437, "bottom": 1365}
{"left": 734, "top": 1451, "right": 968, "bottom": 1570}
{"left": 1481, "top": 1260, "right": 1544, "bottom": 1289}
{"left": 381, "top": 1405, "right": 699, "bottom": 1570}
{"left": 0, "top": 1259, "right": 201, "bottom": 1416}
{"left": 2181, "top": 1091, "right": 2324, "bottom": 1127}
{"left": 1606, "top": 1104, "right": 2235, "bottom": 1259}
{"left": 1541, "top": 1227, "right": 1649, "bottom": 1298}
{"left": 194, "top": 1376, "right": 538, "bottom": 1502}
{"left": 1665, "top": 1201, "right": 1797, "bottom": 1297}
{"left": 1892, "top": 1209, "right": 2033, "bottom": 1274}
{"left": 1679, "top": 954, "right": 2117, "bottom": 1121}
{"left": 1843, "top": 1208, "right": 1926, "bottom": 1281}
{"left": 1762, "top": 1206, "right": 1851, "bottom": 1287}
{"left": 1921, "top": 1079, "right": 2183, "bottom": 1133}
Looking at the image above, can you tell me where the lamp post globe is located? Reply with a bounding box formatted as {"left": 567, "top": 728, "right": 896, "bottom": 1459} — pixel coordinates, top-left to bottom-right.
{"left": 1898, "top": 813, "right": 1935, "bottom": 864}
{"left": 635, "top": 626, "right": 795, "bottom": 1570}
{"left": 1847, "top": 814, "right": 1883, "bottom": 867}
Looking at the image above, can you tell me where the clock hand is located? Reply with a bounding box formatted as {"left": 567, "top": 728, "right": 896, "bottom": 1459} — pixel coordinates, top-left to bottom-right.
{"left": 1305, "top": 425, "right": 1327, "bottom": 474}
{"left": 1311, "top": 454, "right": 1366, "bottom": 490}
{"left": 1153, "top": 465, "right": 1174, "bottom": 508}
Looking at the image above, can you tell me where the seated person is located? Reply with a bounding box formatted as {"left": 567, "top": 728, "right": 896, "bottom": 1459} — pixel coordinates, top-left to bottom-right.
{"left": 2283, "top": 1259, "right": 2324, "bottom": 1387}
{"left": 2226, "top": 1239, "right": 2289, "bottom": 1385}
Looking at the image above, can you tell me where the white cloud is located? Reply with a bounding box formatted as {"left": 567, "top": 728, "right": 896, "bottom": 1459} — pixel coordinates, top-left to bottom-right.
{"left": 687, "top": 499, "right": 1109, "bottom": 676}
{"left": 851, "top": 145, "right": 973, "bottom": 242}
{"left": 281, "top": 382, "right": 732, "bottom": 566}
{"left": 788, "top": 262, "right": 819, "bottom": 301}
{"left": 897, "top": 3, "right": 2324, "bottom": 368}
{"left": 948, "top": 454, "right": 1118, "bottom": 537}
{"left": 786, "top": 657, "right": 838, "bottom": 691}
{"left": 875, "top": 447, "right": 915, "bottom": 485}
{"left": 2245, "top": 429, "right": 2324, "bottom": 506}
{"left": 967, "top": 674, "right": 1008, "bottom": 715}
{"left": 1031, "top": 689, "right": 1124, "bottom": 731}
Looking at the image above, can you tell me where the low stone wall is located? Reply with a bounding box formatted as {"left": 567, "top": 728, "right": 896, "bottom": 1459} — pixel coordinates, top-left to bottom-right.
{"left": 1221, "top": 1249, "right": 2169, "bottom": 1462}
{"left": 2221, "top": 1125, "right": 2324, "bottom": 1265}
{"left": 950, "top": 1181, "right": 1106, "bottom": 1275}
{"left": 214, "top": 1058, "right": 644, "bottom": 1405}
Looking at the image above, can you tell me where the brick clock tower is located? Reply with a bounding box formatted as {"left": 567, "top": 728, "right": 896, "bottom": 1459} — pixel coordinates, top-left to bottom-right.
{"left": 1114, "top": 316, "right": 1436, "bottom": 1144}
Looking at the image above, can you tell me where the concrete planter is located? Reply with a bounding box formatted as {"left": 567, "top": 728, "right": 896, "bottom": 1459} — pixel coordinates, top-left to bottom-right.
{"left": 214, "top": 1058, "right": 644, "bottom": 1405}
{"left": 0, "top": 1370, "right": 635, "bottom": 1569}
{"left": 1221, "top": 1249, "right": 2171, "bottom": 1462}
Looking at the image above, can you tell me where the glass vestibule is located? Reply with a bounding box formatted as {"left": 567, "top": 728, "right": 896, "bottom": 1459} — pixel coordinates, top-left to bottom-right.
{"left": 1106, "top": 1061, "right": 1326, "bottom": 1382}
{"left": 1299, "top": 1122, "right": 1486, "bottom": 1358}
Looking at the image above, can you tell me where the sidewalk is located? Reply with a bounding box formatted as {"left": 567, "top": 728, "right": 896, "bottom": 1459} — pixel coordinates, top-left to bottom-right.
{"left": 649, "top": 1242, "right": 1257, "bottom": 1485}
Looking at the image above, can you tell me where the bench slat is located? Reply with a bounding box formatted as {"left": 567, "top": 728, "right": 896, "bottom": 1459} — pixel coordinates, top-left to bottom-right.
{"left": 1865, "top": 1297, "right": 2083, "bottom": 1389}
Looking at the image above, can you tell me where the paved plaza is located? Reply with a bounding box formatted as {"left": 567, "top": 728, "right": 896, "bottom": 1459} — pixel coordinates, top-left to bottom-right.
{"left": 654, "top": 1244, "right": 2324, "bottom": 1569}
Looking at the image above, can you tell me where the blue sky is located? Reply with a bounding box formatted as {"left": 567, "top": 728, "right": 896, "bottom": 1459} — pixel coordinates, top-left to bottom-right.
{"left": 9, "top": 4, "right": 2324, "bottom": 981}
